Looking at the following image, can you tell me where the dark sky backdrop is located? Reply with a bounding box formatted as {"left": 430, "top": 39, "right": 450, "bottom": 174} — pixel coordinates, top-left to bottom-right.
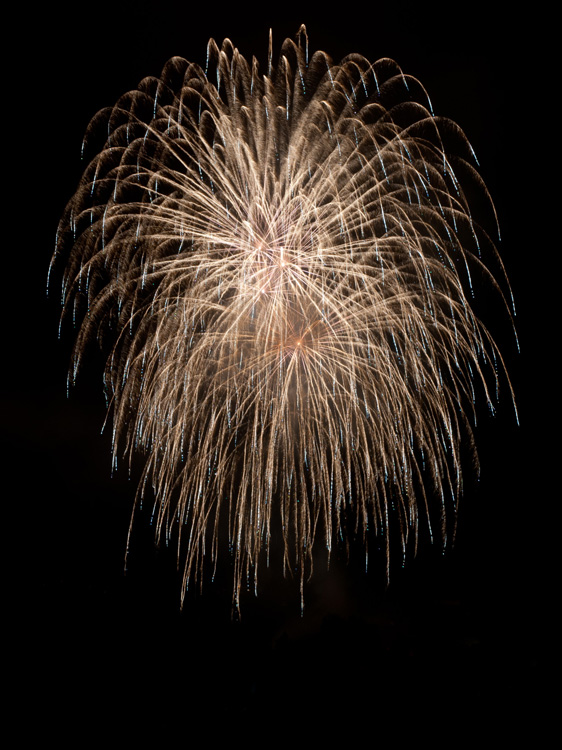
{"left": 8, "top": 1, "right": 551, "bottom": 739}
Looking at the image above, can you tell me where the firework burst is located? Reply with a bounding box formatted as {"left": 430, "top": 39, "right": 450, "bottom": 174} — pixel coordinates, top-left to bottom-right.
{"left": 51, "top": 27, "right": 516, "bottom": 612}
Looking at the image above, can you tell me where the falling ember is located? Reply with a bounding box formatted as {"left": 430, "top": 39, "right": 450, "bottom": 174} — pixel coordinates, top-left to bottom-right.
{"left": 50, "top": 27, "right": 516, "bottom": 612}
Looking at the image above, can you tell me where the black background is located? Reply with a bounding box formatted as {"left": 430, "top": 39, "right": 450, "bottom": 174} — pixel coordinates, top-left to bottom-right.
{"left": 7, "top": 1, "right": 551, "bottom": 739}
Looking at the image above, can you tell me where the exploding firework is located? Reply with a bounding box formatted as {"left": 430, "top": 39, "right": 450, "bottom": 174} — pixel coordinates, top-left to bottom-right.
{"left": 50, "top": 27, "right": 516, "bottom": 612}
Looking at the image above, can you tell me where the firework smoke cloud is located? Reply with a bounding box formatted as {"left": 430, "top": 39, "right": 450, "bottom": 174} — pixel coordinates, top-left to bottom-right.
{"left": 51, "top": 27, "right": 516, "bottom": 612}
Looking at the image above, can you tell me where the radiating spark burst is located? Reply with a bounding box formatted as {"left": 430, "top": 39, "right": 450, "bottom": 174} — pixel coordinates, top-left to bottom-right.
{"left": 50, "top": 27, "right": 516, "bottom": 613}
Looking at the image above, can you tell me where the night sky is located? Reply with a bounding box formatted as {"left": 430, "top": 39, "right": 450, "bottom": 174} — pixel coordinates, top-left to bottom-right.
{"left": 7, "top": 1, "right": 551, "bottom": 738}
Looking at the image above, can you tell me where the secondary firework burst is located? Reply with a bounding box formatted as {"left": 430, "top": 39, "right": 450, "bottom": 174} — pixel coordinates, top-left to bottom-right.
{"left": 51, "top": 26, "right": 516, "bottom": 612}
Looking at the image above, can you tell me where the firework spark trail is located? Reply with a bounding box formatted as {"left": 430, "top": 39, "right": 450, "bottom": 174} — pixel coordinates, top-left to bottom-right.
{"left": 51, "top": 27, "right": 516, "bottom": 612}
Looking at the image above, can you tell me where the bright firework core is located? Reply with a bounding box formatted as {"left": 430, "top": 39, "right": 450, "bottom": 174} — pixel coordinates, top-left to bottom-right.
{"left": 51, "top": 27, "right": 516, "bottom": 612}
